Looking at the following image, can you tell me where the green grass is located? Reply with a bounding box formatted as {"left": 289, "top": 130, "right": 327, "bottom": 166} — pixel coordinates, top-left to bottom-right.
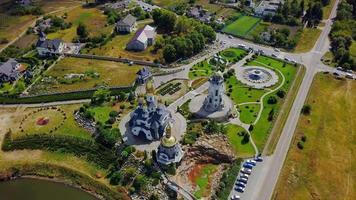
{"left": 239, "top": 103, "right": 260, "bottom": 124}
{"left": 189, "top": 60, "right": 214, "bottom": 80}
{"left": 223, "top": 15, "right": 261, "bottom": 37}
{"left": 28, "top": 57, "right": 141, "bottom": 95}
{"left": 247, "top": 22, "right": 270, "bottom": 40}
{"left": 88, "top": 106, "right": 114, "bottom": 124}
{"left": 247, "top": 56, "right": 298, "bottom": 150}
{"left": 193, "top": 164, "right": 218, "bottom": 199}
{"left": 274, "top": 74, "right": 356, "bottom": 200}
{"left": 220, "top": 47, "right": 247, "bottom": 63}
{"left": 225, "top": 76, "right": 266, "bottom": 104}
{"left": 225, "top": 124, "right": 255, "bottom": 157}
{"left": 294, "top": 28, "right": 321, "bottom": 53}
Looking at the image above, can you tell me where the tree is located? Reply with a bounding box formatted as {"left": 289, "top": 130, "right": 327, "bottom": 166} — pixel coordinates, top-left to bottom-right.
{"left": 267, "top": 96, "right": 278, "bottom": 104}
{"left": 110, "top": 171, "right": 122, "bottom": 185}
{"left": 91, "top": 87, "right": 111, "bottom": 105}
{"left": 163, "top": 44, "right": 177, "bottom": 63}
{"left": 242, "top": 133, "right": 250, "bottom": 144}
{"left": 77, "top": 23, "right": 88, "bottom": 39}
{"left": 276, "top": 90, "right": 286, "bottom": 98}
{"left": 149, "top": 193, "right": 160, "bottom": 200}
{"left": 133, "top": 175, "right": 147, "bottom": 192}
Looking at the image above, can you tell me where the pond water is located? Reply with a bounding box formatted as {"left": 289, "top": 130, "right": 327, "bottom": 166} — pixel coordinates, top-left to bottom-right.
{"left": 0, "top": 178, "right": 98, "bottom": 200}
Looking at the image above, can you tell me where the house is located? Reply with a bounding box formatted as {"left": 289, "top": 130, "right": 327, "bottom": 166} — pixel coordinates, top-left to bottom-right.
{"left": 136, "top": 67, "right": 152, "bottom": 84}
{"left": 129, "top": 96, "right": 171, "bottom": 141}
{"left": 254, "top": 0, "right": 284, "bottom": 16}
{"left": 187, "top": 6, "right": 212, "bottom": 23}
{"left": 36, "top": 32, "right": 65, "bottom": 56}
{"left": 0, "top": 59, "right": 25, "bottom": 83}
{"left": 116, "top": 14, "right": 136, "bottom": 33}
{"left": 126, "top": 25, "right": 156, "bottom": 51}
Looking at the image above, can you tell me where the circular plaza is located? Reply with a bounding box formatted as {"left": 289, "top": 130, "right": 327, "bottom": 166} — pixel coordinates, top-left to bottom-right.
{"left": 236, "top": 66, "right": 279, "bottom": 89}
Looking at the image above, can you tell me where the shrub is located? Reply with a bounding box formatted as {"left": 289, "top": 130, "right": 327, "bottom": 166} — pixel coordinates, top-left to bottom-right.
{"left": 267, "top": 96, "right": 278, "bottom": 104}
{"left": 297, "top": 141, "right": 304, "bottom": 149}
{"left": 301, "top": 135, "right": 307, "bottom": 142}
{"left": 301, "top": 105, "right": 311, "bottom": 115}
{"left": 276, "top": 90, "right": 286, "bottom": 98}
{"left": 109, "top": 111, "right": 119, "bottom": 118}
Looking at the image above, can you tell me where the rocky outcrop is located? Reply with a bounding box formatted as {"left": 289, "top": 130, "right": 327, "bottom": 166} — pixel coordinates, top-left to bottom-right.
{"left": 184, "top": 134, "right": 236, "bottom": 164}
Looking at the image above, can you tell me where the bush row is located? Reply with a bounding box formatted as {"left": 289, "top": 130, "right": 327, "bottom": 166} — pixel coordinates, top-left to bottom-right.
{"left": 2, "top": 133, "right": 116, "bottom": 169}
{"left": 158, "top": 82, "right": 182, "bottom": 96}
{"left": 0, "top": 87, "right": 134, "bottom": 104}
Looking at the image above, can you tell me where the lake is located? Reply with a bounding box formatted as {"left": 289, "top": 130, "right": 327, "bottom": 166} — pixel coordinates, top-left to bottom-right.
{"left": 0, "top": 178, "right": 98, "bottom": 200}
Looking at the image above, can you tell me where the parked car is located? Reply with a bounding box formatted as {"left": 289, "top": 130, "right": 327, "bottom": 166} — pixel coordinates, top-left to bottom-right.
{"left": 336, "top": 67, "right": 345, "bottom": 71}
{"left": 243, "top": 163, "right": 254, "bottom": 169}
{"left": 346, "top": 69, "right": 353, "bottom": 73}
{"left": 284, "top": 57, "right": 290, "bottom": 62}
{"left": 240, "top": 174, "right": 249, "bottom": 179}
{"left": 291, "top": 60, "right": 297, "bottom": 64}
{"left": 231, "top": 195, "right": 240, "bottom": 200}
{"left": 235, "top": 182, "right": 246, "bottom": 188}
{"left": 238, "top": 178, "right": 248, "bottom": 184}
{"left": 246, "top": 159, "right": 257, "bottom": 166}
{"left": 255, "top": 156, "right": 263, "bottom": 162}
{"left": 235, "top": 186, "right": 245, "bottom": 193}
{"left": 271, "top": 53, "right": 278, "bottom": 58}
{"left": 238, "top": 44, "right": 246, "bottom": 48}
{"left": 274, "top": 48, "right": 280, "bottom": 52}
{"left": 345, "top": 73, "right": 354, "bottom": 79}
{"left": 229, "top": 35, "right": 233, "bottom": 39}
{"left": 333, "top": 72, "right": 340, "bottom": 76}
{"left": 241, "top": 168, "right": 252, "bottom": 175}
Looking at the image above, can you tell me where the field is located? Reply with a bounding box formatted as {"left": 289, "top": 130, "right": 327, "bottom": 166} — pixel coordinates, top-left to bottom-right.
{"left": 12, "top": 104, "right": 91, "bottom": 139}
{"left": 274, "top": 74, "right": 356, "bottom": 200}
{"left": 82, "top": 19, "right": 161, "bottom": 62}
{"left": 294, "top": 28, "right": 321, "bottom": 53}
{"left": 223, "top": 15, "right": 261, "bottom": 37}
{"left": 188, "top": 164, "right": 218, "bottom": 199}
{"left": 0, "top": 0, "right": 83, "bottom": 49}
{"left": 225, "top": 124, "right": 255, "bottom": 157}
{"left": 47, "top": 6, "right": 113, "bottom": 42}
{"left": 28, "top": 57, "right": 141, "bottom": 95}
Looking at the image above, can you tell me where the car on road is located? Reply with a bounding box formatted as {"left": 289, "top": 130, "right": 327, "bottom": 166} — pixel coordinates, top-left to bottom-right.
{"left": 235, "top": 182, "right": 246, "bottom": 188}
{"left": 243, "top": 163, "right": 254, "bottom": 169}
{"left": 241, "top": 168, "right": 252, "bottom": 175}
{"left": 231, "top": 195, "right": 240, "bottom": 200}
{"left": 271, "top": 53, "right": 278, "bottom": 58}
{"left": 246, "top": 159, "right": 257, "bottom": 166}
{"left": 238, "top": 178, "right": 248, "bottom": 184}
{"left": 235, "top": 186, "right": 245, "bottom": 193}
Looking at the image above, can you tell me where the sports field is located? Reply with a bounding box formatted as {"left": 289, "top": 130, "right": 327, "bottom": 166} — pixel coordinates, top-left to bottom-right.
{"left": 223, "top": 15, "right": 261, "bottom": 37}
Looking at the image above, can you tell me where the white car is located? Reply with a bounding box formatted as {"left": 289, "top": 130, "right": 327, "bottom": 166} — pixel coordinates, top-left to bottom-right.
{"left": 271, "top": 53, "right": 278, "bottom": 58}
{"left": 274, "top": 48, "right": 280, "bottom": 52}
{"left": 231, "top": 195, "right": 241, "bottom": 200}
{"left": 240, "top": 174, "right": 249, "bottom": 179}
{"left": 246, "top": 159, "right": 257, "bottom": 166}
{"left": 241, "top": 168, "right": 252, "bottom": 175}
{"left": 229, "top": 35, "right": 233, "bottom": 39}
{"left": 238, "top": 44, "right": 246, "bottom": 48}
{"left": 345, "top": 73, "right": 354, "bottom": 79}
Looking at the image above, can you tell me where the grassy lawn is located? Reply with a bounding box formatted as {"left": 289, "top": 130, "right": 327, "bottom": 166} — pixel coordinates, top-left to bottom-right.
{"left": 189, "top": 60, "right": 214, "bottom": 80}
{"left": 274, "top": 74, "right": 356, "bottom": 200}
{"left": 220, "top": 47, "right": 248, "bottom": 63}
{"left": 47, "top": 7, "right": 112, "bottom": 42}
{"left": 82, "top": 19, "right": 160, "bottom": 62}
{"left": 223, "top": 15, "right": 261, "bottom": 37}
{"left": 28, "top": 57, "right": 141, "bottom": 95}
{"left": 225, "top": 75, "right": 267, "bottom": 104}
{"left": 225, "top": 124, "right": 255, "bottom": 157}
{"left": 13, "top": 104, "right": 91, "bottom": 139}
{"left": 294, "top": 28, "right": 321, "bottom": 53}
{"left": 247, "top": 56, "right": 298, "bottom": 150}
{"left": 239, "top": 103, "right": 260, "bottom": 124}
{"left": 246, "top": 21, "right": 270, "bottom": 40}
{"left": 190, "top": 164, "right": 218, "bottom": 199}
{"left": 88, "top": 102, "right": 132, "bottom": 125}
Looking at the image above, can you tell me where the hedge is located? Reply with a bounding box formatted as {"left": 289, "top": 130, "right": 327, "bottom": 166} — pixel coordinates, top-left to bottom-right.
{"left": 0, "top": 87, "right": 134, "bottom": 104}
{"left": 2, "top": 133, "right": 116, "bottom": 169}
{"left": 215, "top": 159, "right": 243, "bottom": 200}
{"left": 0, "top": 163, "right": 129, "bottom": 200}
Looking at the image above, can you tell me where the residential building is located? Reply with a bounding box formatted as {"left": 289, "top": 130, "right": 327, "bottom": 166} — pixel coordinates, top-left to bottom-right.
{"left": 129, "top": 96, "right": 171, "bottom": 141}
{"left": 116, "top": 14, "right": 136, "bottom": 33}
{"left": 0, "top": 59, "right": 25, "bottom": 83}
{"left": 136, "top": 67, "right": 152, "bottom": 85}
{"left": 187, "top": 6, "right": 212, "bottom": 23}
{"left": 254, "top": 0, "right": 284, "bottom": 16}
{"left": 36, "top": 32, "right": 65, "bottom": 56}
{"left": 126, "top": 25, "right": 156, "bottom": 51}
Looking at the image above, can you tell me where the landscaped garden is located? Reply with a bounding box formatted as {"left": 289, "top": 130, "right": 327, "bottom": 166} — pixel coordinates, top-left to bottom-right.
{"left": 225, "top": 124, "right": 255, "bottom": 157}
{"left": 189, "top": 48, "right": 247, "bottom": 80}
{"left": 156, "top": 79, "right": 189, "bottom": 104}
{"left": 27, "top": 57, "right": 141, "bottom": 95}
{"left": 274, "top": 73, "right": 356, "bottom": 200}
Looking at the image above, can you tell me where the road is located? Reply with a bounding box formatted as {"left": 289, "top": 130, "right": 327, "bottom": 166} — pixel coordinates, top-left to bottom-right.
{"left": 227, "top": 0, "right": 342, "bottom": 199}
